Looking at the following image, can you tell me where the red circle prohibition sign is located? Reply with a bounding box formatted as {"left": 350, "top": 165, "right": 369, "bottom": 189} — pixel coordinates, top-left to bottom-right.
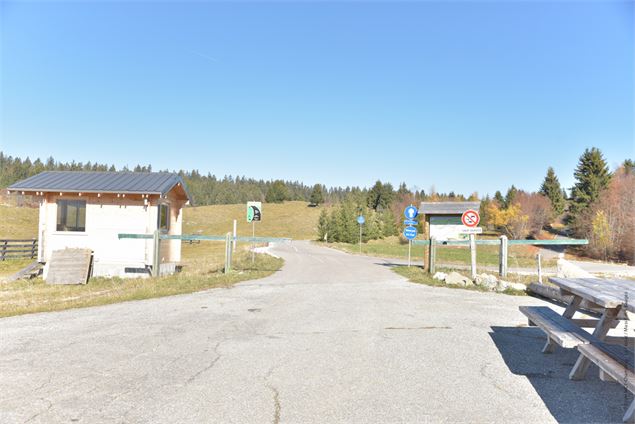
{"left": 461, "top": 209, "right": 480, "bottom": 227}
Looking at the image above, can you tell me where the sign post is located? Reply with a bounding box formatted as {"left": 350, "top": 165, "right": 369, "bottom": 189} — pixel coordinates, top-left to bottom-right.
{"left": 461, "top": 209, "right": 481, "bottom": 279}
{"left": 357, "top": 215, "right": 365, "bottom": 253}
{"left": 403, "top": 206, "right": 418, "bottom": 267}
{"left": 247, "top": 202, "right": 262, "bottom": 264}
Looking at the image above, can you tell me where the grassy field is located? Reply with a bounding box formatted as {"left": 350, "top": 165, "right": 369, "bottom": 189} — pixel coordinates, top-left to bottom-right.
{"left": 181, "top": 201, "right": 326, "bottom": 267}
{"left": 0, "top": 252, "right": 281, "bottom": 318}
{"left": 325, "top": 236, "right": 556, "bottom": 269}
{"left": 0, "top": 205, "right": 38, "bottom": 239}
{"left": 393, "top": 265, "right": 527, "bottom": 295}
{"left": 183, "top": 201, "right": 325, "bottom": 240}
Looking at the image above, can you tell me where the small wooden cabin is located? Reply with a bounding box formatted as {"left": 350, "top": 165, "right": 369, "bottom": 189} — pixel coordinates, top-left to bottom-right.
{"left": 7, "top": 171, "right": 191, "bottom": 278}
{"left": 419, "top": 201, "right": 480, "bottom": 241}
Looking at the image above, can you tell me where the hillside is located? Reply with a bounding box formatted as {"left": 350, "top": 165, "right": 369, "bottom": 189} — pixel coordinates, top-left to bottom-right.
{"left": 0, "top": 201, "right": 324, "bottom": 241}
{"left": 0, "top": 205, "right": 38, "bottom": 239}
{"left": 183, "top": 201, "right": 324, "bottom": 240}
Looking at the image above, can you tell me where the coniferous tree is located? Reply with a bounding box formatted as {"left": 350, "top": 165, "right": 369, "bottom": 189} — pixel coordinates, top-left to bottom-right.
{"left": 265, "top": 180, "right": 289, "bottom": 203}
{"left": 309, "top": 184, "right": 324, "bottom": 206}
{"left": 539, "top": 167, "right": 566, "bottom": 215}
{"left": 397, "top": 182, "right": 409, "bottom": 196}
{"left": 504, "top": 185, "right": 518, "bottom": 208}
{"left": 366, "top": 180, "right": 394, "bottom": 211}
{"left": 569, "top": 147, "right": 611, "bottom": 227}
{"left": 380, "top": 209, "right": 398, "bottom": 237}
{"left": 494, "top": 191, "right": 505, "bottom": 206}
{"left": 317, "top": 209, "right": 329, "bottom": 241}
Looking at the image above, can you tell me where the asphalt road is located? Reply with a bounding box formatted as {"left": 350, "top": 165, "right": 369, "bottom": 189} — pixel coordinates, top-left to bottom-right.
{"left": 0, "top": 241, "right": 631, "bottom": 423}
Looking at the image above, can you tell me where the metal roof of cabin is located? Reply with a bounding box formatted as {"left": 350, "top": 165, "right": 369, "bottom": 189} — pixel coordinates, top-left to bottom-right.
{"left": 419, "top": 201, "right": 480, "bottom": 215}
{"left": 7, "top": 171, "right": 191, "bottom": 201}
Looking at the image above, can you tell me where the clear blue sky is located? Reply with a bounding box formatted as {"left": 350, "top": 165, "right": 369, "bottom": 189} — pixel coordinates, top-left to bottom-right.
{"left": 1, "top": 1, "right": 633, "bottom": 196}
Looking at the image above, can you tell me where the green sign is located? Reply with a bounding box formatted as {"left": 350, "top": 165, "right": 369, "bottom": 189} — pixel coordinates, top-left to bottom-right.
{"left": 247, "top": 201, "right": 262, "bottom": 223}
{"left": 430, "top": 215, "right": 462, "bottom": 225}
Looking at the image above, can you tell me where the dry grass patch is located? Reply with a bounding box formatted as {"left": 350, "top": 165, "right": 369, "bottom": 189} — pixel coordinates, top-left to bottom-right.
{"left": 0, "top": 251, "right": 282, "bottom": 318}
{"left": 183, "top": 201, "right": 327, "bottom": 240}
{"left": 0, "top": 205, "right": 38, "bottom": 239}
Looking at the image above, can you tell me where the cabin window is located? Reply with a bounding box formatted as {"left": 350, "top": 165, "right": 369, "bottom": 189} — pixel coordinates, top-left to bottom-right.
{"left": 158, "top": 204, "right": 170, "bottom": 232}
{"left": 56, "top": 200, "right": 86, "bottom": 232}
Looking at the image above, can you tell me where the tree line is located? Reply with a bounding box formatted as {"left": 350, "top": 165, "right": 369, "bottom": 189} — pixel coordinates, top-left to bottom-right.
{"left": 0, "top": 152, "right": 472, "bottom": 206}
{"left": 2, "top": 149, "right": 631, "bottom": 263}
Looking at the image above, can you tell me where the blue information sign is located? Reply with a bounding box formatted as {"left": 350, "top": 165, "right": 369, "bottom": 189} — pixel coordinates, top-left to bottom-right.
{"left": 357, "top": 216, "right": 365, "bottom": 225}
{"left": 403, "top": 226, "right": 418, "bottom": 240}
{"left": 404, "top": 219, "right": 418, "bottom": 226}
{"left": 404, "top": 206, "right": 418, "bottom": 220}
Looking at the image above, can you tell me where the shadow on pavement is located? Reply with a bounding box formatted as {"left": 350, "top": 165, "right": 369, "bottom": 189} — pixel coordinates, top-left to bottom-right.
{"left": 373, "top": 262, "right": 417, "bottom": 268}
{"left": 489, "top": 326, "right": 632, "bottom": 423}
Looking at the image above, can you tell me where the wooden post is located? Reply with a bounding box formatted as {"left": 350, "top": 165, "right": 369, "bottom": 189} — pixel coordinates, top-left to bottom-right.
{"left": 152, "top": 229, "right": 160, "bottom": 277}
{"left": 428, "top": 237, "right": 436, "bottom": 274}
{"left": 31, "top": 239, "right": 37, "bottom": 259}
{"left": 499, "top": 235, "right": 508, "bottom": 278}
{"left": 224, "top": 232, "right": 232, "bottom": 274}
{"left": 469, "top": 234, "right": 477, "bottom": 279}
{"left": 536, "top": 253, "right": 543, "bottom": 283}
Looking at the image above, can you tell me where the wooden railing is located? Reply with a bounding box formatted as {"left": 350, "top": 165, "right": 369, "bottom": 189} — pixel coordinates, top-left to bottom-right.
{"left": 0, "top": 239, "right": 38, "bottom": 261}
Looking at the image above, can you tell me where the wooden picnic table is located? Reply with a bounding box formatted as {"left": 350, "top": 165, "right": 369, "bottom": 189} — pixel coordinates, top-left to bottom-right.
{"left": 549, "top": 277, "right": 635, "bottom": 379}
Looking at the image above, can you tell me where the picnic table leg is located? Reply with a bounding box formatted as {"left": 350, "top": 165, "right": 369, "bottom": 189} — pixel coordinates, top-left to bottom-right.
{"left": 542, "top": 295, "right": 583, "bottom": 353}
{"left": 569, "top": 307, "right": 621, "bottom": 380}
{"left": 624, "top": 399, "right": 635, "bottom": 423}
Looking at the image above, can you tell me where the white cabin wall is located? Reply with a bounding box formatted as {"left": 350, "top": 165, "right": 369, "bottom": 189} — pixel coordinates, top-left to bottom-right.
{"left": 36, "top": 187, "right": 186, "bottom": 278}
{"left": 42, "top": 194, "right": 151, "bottom": 277}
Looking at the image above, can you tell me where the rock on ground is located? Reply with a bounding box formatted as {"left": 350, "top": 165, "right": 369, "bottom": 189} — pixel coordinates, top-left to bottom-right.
{"left": 445, "top": 271, "right": 474, "bottom": 287}
{"left": 474, "top": 273, "right": 498, "bottom": 290}
{"left": 432, "top": 272, "right": 447, "bottom": 281}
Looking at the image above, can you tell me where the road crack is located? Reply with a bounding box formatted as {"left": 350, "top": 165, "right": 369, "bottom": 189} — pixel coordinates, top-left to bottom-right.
{"left": 264, "top": 366, "right": 282, "bottom": 424}
{"left": 185, "top": 341, "right": 223, "bottom": 384}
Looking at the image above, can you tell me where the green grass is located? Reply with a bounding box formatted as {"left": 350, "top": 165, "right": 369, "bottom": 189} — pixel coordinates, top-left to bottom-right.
{"left": 325, "top": 236, "right": 557, "bottom": 269}
{"left": 393, "top": 265, "right": 527, "bottom": 296}
{"left": 0, "top": 251, "right": 282, "bottom": 318}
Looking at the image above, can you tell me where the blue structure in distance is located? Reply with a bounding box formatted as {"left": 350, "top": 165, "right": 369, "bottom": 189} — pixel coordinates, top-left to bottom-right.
{"left": 404, "top": 206, "right": 418, "bottom": 220}
{"left": 357, "top": 216, "right": 365, "bottom": 225}
{"left": 403, "top": 226, "right": 418, "bottom": 240}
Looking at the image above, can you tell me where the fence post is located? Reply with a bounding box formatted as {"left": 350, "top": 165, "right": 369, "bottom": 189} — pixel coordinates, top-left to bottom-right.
{"left": 428, "top": 237, "right": 436, "bottom": 274}
{"left": 536, "top": 253, "right": 543, "bottom": 283}
{"left": 152, "top": 229, "right": 160, "bottom": 277}
{"left": 499, "top": 235, "right": 508, "bottom": 278}
{"left": 224, "top": 232, "right": 232, "bottom": 274}
{"left": 469, "top": 234, "right": 477, "bottom": 280}
{"left": 1, "top": 240, "right": 7, "bottom": 261}
{"left": 31, "top": 239, "right": 37, "bottom": 259}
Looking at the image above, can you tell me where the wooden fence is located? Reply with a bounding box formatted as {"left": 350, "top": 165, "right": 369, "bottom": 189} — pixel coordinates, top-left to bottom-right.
{"left": 413, "top": 236, "right": 588, "bottom": 278}
{"left": 0, "top": 239, "right": 38, "bottom": 261}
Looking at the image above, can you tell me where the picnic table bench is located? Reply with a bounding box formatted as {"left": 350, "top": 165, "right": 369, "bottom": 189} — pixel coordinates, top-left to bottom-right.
{"left": 520, "top": 277, "right": 635, "bottom": 422}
